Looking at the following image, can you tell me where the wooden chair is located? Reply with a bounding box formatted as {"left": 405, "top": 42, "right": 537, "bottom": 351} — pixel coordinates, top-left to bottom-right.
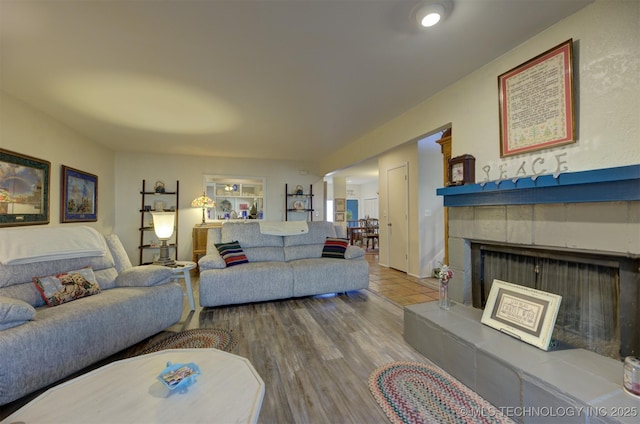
{"left": 363, "top": 218, "right": 379, "bottom": 250}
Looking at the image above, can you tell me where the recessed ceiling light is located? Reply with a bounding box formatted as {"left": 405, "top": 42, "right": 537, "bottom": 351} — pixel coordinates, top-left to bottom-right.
{"left": 413, "top": 2, "right": 447, "bottom": 28}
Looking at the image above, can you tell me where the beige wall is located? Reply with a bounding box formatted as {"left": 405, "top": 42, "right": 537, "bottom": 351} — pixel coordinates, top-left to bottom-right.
{"left": 2, "top": 0, "right": 637, "bottom": 270}
{"left": 377, "top": 141, "right": 420, "bottom": 274}
{"left": 320, "top": 0, "right": 639, "bottom": 176}
{"left": 323, "top": 0, "right": 639, "bottom": 276}
{"left": 0, "top": 91, "right": 116, "bottom": 233}
{"left": 114, "top": 151, "right": 319, "bottom": 264}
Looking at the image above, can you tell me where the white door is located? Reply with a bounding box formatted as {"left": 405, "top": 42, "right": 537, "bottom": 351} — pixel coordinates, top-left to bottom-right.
{"left": 386, "top": 164, "right": 408, "bottom": 272}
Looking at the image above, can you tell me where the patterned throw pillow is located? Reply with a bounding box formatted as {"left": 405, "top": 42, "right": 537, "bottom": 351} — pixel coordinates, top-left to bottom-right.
{"left": 321, "top": 237, "right": 349, "bottom": 259}
{"left": 215, "top": 241, "right": 249, "bottom": 267}
{"left": 33, "top": 267, "right": 101, "bottom": 306}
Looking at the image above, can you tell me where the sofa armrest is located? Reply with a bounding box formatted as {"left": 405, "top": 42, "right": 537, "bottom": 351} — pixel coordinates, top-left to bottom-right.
{"left": 198, "top": 253, "right": 226, "bottom": 270}
{"left": 115, "top": 265, "right": 173, "bottom": 287}
{"left": 344, "top": 245, "right": 365, "bottom": 260}
{"left": 0, "top": 296, "right": 36, "bottom": 331}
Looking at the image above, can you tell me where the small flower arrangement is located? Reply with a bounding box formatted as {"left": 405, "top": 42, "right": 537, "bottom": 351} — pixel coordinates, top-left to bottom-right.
{"left": 437, "top": 264, "right": 454, "bottom": 285}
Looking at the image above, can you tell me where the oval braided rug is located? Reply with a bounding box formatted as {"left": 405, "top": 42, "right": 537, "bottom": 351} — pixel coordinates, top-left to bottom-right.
{"left": 369, "top": 361, "right": 515, "bottom": 424}
{"left": 134, "top": 328, "right": 238, "bottom": 356}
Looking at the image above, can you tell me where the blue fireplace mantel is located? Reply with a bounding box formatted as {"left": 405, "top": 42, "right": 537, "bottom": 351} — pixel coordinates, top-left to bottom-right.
{"left": 436, "top": 165, "right": 640, "bottom": 207}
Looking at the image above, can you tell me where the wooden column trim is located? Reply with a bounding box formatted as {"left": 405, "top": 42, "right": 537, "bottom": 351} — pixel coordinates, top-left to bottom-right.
{"left": 436, "top": 133, "right": 451, "bottom": 265}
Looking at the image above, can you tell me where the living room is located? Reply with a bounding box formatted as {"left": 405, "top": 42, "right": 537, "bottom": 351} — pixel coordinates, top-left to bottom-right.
{"left": 1, "top": 0, "right": 638, "bottom": 422}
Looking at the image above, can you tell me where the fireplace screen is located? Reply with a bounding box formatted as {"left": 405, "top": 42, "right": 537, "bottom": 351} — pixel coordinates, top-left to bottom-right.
{"left": 473, "top": 245, "right": 622, "bottom": 359}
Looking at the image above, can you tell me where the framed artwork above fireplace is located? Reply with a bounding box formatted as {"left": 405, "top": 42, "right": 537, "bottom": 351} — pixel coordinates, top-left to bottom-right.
{"left": 498, "top": 39, "right": 575, "bottom": 157}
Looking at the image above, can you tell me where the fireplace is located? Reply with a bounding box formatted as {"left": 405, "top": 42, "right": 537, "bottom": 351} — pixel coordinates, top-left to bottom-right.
{"left": 437, "top": 165, "right": 640, "bottom": 360}
{"left": 471, "top": 242, "right": 639, "bottom": 359}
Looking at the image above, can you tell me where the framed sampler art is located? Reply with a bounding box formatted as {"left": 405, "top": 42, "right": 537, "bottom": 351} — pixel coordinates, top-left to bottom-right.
{"left": 499, "top": 39, "right": 575, "bottom": 157}
{"left": 61, "top": 165, "right": 98, "bottom": 223}
{"left": 0, "top": 148, "right": 50, "bottom": 227}
{"left": 481, "top": 279, "right": 562, "bottom": 351}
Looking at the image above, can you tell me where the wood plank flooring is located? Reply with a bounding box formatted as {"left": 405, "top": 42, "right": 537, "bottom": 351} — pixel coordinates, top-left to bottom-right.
{"left": 169, "top": 254, "right": 439, "bottom": 423}
{"left": 2, "top": 254, "right": 439, "bottom": 423}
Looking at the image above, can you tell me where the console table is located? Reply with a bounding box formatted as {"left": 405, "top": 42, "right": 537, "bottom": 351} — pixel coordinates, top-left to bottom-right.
{"left": 192, "top": 223, "right": 221, "bottom": 267}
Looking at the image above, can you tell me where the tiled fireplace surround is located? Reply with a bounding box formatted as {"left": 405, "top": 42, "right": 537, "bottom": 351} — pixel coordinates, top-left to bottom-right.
{"left": 404, "top": 166, "right": 640, "bottom": 423}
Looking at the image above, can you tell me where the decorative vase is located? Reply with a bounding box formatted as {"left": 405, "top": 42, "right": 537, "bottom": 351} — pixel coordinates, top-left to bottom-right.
{"left": 439, "top": 280, "right": 450, "bottom": 310}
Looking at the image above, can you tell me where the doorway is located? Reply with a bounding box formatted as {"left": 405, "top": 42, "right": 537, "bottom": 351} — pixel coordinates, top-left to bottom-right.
{"left": 386, "top": 164, "right": 408, "bottom": 272}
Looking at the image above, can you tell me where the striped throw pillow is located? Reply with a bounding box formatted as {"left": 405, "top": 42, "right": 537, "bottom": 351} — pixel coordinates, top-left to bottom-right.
{"left": 215, "top": 241, "right": 249, "bottom": 267}
{"left": 321, "top": 237, "right": 349, "bottom": 259}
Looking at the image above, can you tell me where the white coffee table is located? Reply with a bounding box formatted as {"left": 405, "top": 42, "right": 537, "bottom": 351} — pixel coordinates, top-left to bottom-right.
{"left": 169, "top": 260, "right": 197, "bottom": 311}
{"left": 2, "top": 349, "right": 264, "bottom": 424}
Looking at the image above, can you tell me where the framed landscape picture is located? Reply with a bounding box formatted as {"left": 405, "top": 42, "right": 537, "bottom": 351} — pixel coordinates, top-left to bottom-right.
{"left": 498, "top": 39, "right": 575, "bottom": 157}
{"left": 481, "top": 279, "right": 562, "bottom": 351}
{"left": 61, "top": 165, "right": 98, "bottom": 222}
{"left": 0, "top": 148, "right": 50, "bottom": 227}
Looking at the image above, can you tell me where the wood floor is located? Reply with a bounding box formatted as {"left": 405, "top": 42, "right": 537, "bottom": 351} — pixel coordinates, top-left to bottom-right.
{"left": 169, "top": 253, "right": 439, "bottom": 423}
{"left": 2, "top": 254, "right": 440, "bottom": 423}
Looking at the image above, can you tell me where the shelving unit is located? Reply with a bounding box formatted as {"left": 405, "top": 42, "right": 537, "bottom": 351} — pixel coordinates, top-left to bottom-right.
{"left": 207, "top": 180, "right": 263, "bottom": 220}
{"left": 285, "top": 184, "right": 313, "bottom": 221}
{"left": 139, "top": 179, "right": 179, "bottom": 265}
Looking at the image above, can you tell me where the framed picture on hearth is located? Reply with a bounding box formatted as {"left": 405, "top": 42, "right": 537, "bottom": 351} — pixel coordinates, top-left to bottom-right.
{"left": 61, "top": 165, "right": 98, "bottom": 223}
{"left": 0, "top": 148, "right": 50, "bottom": 227}
{"left": 498, "top": 39, "right": 575, "bottom": 157}
{"left": 481, "top": 279, "right": 562, "bottom": 351}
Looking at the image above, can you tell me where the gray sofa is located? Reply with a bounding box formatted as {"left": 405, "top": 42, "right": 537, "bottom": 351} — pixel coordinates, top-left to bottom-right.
{"left": 0, "top": 227, "right": 184, "bottom": 406}
{"left": 198, "top": 221, "right": 369, "bottom": 307}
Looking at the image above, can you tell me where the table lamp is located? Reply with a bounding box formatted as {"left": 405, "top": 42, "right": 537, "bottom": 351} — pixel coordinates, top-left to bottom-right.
{"left": 191, "top": 192, "right": 215, "bottom": 225}
{"left": 151, "top": 211, "right": 176, "bottom": 266}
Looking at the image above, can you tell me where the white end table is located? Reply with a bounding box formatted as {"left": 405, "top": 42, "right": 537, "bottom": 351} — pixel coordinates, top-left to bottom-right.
{"left": 2, "top": 349, "right": 265, "bottom": 424}
{"left": 169, "top": 260, "right": 196, "bottom": 311}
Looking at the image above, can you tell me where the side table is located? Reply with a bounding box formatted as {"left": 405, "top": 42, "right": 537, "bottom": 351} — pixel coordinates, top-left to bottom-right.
{"left": 168, "top": 261, "right": 197, "bottom": 311}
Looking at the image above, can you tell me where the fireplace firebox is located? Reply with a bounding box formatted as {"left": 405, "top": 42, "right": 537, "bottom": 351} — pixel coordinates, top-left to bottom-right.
{"left": 471, "top": 242, "right": 639, "bottom": 359}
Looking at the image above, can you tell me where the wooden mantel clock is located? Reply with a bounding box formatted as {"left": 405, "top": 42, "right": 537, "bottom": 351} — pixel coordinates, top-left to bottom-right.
{"left": 448, "top": 155, "right": 476, "bottom": 186}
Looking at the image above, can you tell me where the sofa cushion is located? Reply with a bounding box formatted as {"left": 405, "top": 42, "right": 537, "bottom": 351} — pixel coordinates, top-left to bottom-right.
{"left": 199, "top": 253, "right": 227, "bottom": 269}
{"left": 344, "top": 245, "right": 366, "bottom": 260}
{"left": 216, "top": 241, "right": 249, "bottom": 267}
{"left": 104, "top": 234, "right": 133, "bottom": 272}
{"left": 284, "top": 221, "right": 337, "bottom": 247}
{"left": 321, "top": 237, "right": 349, "bottom": 259}
{"left": 221, "top": 222, "right": 283, "bottom": 248}
{"left": 0, "top": 296, "right": 36, "bottom": 330}
{"left": 33, "top": 267, "right": 101, "bottom": 306}
{"left": 115, "top": 265, "right": 172, "bottom": 287}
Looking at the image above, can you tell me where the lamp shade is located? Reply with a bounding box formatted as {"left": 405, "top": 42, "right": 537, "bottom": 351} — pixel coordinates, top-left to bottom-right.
{"left": 191, "top": 193, "right": 215, "bottom": 225}
{"left": 191, "top": 193, "right": 215, "bottom": 208}
{"left": 151, "top": 211, "right": 175, "bottom": 240}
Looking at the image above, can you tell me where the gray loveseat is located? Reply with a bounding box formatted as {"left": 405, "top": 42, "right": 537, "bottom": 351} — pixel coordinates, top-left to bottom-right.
{"left": 0, "top": 226, "right": 184, "bottom": 406}
{"left": 198, "top": 221, "right": 369, "bottom": 307}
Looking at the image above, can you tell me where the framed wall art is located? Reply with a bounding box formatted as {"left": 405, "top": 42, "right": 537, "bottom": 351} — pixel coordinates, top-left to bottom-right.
{"left": 335, "top": 198, "right": 346, "bottom": 212}
{"left": 0, "top": 148, "right": 50, "bottom": 227}
{"left": 481, "top": 279, "right": 562, "bottom": 351}
{"left": 499, "top": 39, "right": 575, "bottom": 157}
{"left": 61, "top": 165, "right": 98, "bottom": 223}
{"left": 334, "top": 212, "right": 345, "bottom": 222}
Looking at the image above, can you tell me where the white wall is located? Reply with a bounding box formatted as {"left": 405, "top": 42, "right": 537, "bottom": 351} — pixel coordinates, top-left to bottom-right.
{"left": 378, "top": 142, "right": 420, "bottom": 274}
{"left": 0, "top": 91, "right": 116, "bottom": 233}
{"left": 320, "top": 0, "right": 639, "bottom": 275}
{"left": 320, "top": 0, "right": 639, "bottom": 176}
{"left": 418, "top": 134, "right": 445, "bottom": 277}
{"left": 114, "top": 151, "right": 319, "bottom": 264}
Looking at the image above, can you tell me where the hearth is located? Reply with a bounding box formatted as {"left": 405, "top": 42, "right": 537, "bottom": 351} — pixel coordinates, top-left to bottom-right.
{"left": 471, "top": 242, "right": 639, "bottom": 359}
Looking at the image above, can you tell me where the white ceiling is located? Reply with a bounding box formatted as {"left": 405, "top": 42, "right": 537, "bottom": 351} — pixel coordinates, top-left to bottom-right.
{"left": 1, "top": 0, "right": 593, "bottom": 183}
